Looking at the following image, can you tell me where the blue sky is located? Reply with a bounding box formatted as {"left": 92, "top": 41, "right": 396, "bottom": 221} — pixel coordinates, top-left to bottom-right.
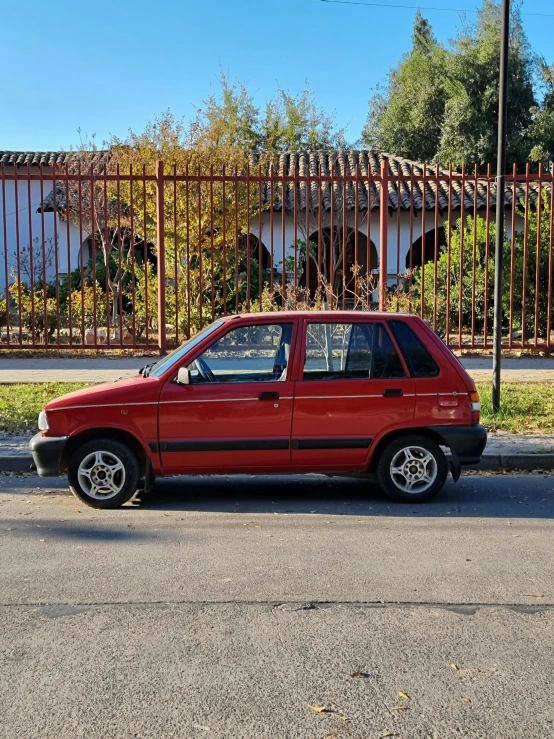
{"left": 1, "top": 0, "right": 552, "bottom": 151}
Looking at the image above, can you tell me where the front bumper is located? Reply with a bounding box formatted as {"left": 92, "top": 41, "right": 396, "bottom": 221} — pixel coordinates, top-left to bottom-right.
{"left": 429, "top": 425, "right": 488, "bottom": 465}
{"left": 30, "top": 433, "right": 68, "bottom": 477}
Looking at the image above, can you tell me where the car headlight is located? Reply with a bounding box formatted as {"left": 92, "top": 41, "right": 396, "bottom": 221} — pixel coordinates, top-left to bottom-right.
{"left": 38, "top": 410, "right": 49, "bottom": 432}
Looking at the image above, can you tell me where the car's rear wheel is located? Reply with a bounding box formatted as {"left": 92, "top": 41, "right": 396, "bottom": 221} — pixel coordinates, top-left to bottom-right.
{"left": 376, "top": 434, "right": 448, "bottom": 503}
{"left": 68, "top": 438, "right": 140, "bottom": 509}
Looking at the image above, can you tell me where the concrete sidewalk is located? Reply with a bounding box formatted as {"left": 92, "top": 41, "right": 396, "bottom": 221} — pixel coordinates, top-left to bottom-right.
{"left": 1, "top": 356, "right": 554, "bottom": 384}
{"left": 2, "top": 433, "right": 554, "bottom": 473}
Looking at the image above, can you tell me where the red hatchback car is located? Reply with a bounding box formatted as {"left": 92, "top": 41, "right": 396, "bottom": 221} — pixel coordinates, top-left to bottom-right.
{"left": 31, "top": 312, "right": 486, "bottom": 508}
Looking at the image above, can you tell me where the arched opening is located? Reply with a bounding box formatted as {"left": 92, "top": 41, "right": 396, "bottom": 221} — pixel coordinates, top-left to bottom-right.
{"left": 238, "top": 234, "right": 272, "bottom": 270}
{"left": 406, "top": 227, "right": 447, "bottom": 270}
{"left": 300, "top": 227, "right": 378, "bottom": 302}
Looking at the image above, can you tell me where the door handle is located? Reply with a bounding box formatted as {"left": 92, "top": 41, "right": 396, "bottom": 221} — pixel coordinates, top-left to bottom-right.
{"left": 383, "top": 388, "right": 403, "bottom": 397}
{"left": 259, "top": 391, "right": 280, "bottom": 400}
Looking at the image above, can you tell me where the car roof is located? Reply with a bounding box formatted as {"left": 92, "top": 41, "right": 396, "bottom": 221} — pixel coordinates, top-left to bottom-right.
{"left": 222, "top": 311, "right": 417, "bottom": 321}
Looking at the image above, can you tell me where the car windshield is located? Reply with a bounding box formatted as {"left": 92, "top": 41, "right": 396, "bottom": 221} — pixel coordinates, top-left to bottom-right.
{"left": 147, "top": 320, "right": 224, "bottom": 378}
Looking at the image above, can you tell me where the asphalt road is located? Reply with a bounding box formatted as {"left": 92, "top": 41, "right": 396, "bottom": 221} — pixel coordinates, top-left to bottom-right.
{"left": 1, "top": 472, "right": 554, "bottom": 738}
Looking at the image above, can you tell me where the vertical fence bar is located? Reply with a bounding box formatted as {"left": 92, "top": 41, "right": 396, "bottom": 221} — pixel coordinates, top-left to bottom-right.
{"left": 41, "top": 164, "right": 49, "bottom": 346}
{"left": 26, "top": 163, "right": 36, "bottom": 347}
{"left": 52, "top": 164, "right": 61, "bottom": 346}
{"left": 509, "top": 164, "right": 517, "bottom": 349}
{"left": 341, "top": 161, "right": 347, "bottom": 309}
{"left": 521, "top": 163, "right": 530, "bottom": 347}
{"left": 269, "top": 164, "right": 274, "bottom": 294}
{"left": 129, "top": 164, "right": 137, "bottom": 349}
{"left": 103, "top": 162, "right": 110, "bottom": 347}
{"left": 330, "top": 161, "right": 335, "bottom": 309}
{"left": 379, "top": 159, "right": 388, "bottom": 311}
{"left": 246, "top": 163, "right": 251, "bottom": 310}
{"left": 433, "top": 164, "right": 440, "bottom": 331}
{"left": 446, "top": 165, "right": 453, "bottom": 346}
{"left": 116, "top": 165, "right": 123, "bottom": 346}
{"left": 13, "top": 163, "right": 23, "bottom": 343}
{"left": 142, "top": 165, "right": 149, "bottom": 346}
{"left": 1, "top": 165, "right": 9, "bottom": 344}
{"left": 420, "top": 164, "right": 426, "bottom": 320}
{"left": 90, "top": 163, "right": 98, "bottom": 349}
{"left": 471, "top": 164, "right": 479, "bottom": 349}
{"left": 186, "top": 164, "right": 191, "bottom": 336}
{"left": 281, "top": 162, "right": 286, "bottom": 303}
{"left": 258, "top": 163, "right": 263, "bottom": 302}
{"left": 534, "top": 164, "right": 543, "bottom": 347}
{"left": 458, "top": 165, "right": 466, "bottom": 349}
{"left": 317, "top": 161, "right": 322, "bottom": 289}
{"left": 235, "top": 166, "right": 240, "bottom": 313}
{"left": 65, "top": 163, "right": 73, "bottom": 347}
{"left": 306, "top": 159, "right": 311, "bottom": 303}
{"left": 209, "top": 165, "right": 215, "bottom": 321}
{"left": 354, "top": 162, "right": 359, "bottom": 304}
{"left": 547, "top": 173, "right": 554, "bottom": 350}
{"left": 408, "top": 167, "right": 414, "bottom": 314}
{"left": 197, "top": 165, "right": 203, "bottom": 328}
{"left": 484, "top": 164, "right": 492, "bottom": 349}
{"left": 293, "top": 159, "right": 298, "bottom": 306}
{"left": 396, "top": 166, "right": 401, "bottom": 305}
{"left": 156, "top": 161, "right": 166, "bottom": 354}
{"left": 222, "top": 165, "right": 227, "bottom": 317}
{"left": 173, "top": 166, "right": 179, "bottom": 344}
{"left": 367, "top": 159, "right": 372, "bottom": 303}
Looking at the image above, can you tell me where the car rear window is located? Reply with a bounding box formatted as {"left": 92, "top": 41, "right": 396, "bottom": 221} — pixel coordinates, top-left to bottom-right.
{"left": 389, "top": 320, "right": 440, "bottom": 378}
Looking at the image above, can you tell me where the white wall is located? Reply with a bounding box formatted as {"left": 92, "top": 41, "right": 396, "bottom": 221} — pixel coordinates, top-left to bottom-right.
{"left": 249, "top": 208, "right": 522, "bottom": 286}
{"left": 0, "top": 177, "right": 88, "bottom": 293}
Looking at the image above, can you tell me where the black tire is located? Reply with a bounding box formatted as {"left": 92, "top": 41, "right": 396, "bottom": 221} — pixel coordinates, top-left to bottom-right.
{"left": 376, "top": 434, "right": 448, "bottom": 503}
{"left": 67, "top": 438, "right": 141, "bottom": 509}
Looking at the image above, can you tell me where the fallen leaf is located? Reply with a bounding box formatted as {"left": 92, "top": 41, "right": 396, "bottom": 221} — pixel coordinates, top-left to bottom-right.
{"left": 461, "top": 697, "right": 471, "bottom": 703}
{"left": 351, "top": 671, "right": 361, "bottom": 678}
{"left": 525, "top": 593, "right": 544, "bottom": 598}
{"left": 451, "top": 663, "right": 459, "bottom": 670}
{"left": 389, "top": 706, "right": 407, "bottom": 711}
{"left": 74, "top": 509, "right": 81, "bottom": 513}
{"left": 307, "top": 704, "right": 327, "bottom": 713}
{"left": 398, "top": 691, "right": 410, "bottom": 700}
{"left": 382, "top": 733, "right": 398, "bottom": 738}
{"left": 39, "top": 538, "right": 46, "bottom": 542}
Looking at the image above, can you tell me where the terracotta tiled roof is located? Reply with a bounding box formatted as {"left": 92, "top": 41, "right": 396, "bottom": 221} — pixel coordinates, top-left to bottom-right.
{"left": 250, "top": 150, "right": 542, "bottom": 213}
{"left": 0, "top": 150, "right": 109, "bottom": 169}
{"left": 7, "top": 148, "right": 540, "bottom": 214}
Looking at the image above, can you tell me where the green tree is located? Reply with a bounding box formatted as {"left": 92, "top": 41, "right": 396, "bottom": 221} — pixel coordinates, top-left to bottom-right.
{"left": 362, "top": 11, "right": 448, "bottom": 162}
{"left": 438, "top": 0, "right": 536, "bottom": 169}
{"left": 528, "top": 60, "right": 554, "bottom": 166}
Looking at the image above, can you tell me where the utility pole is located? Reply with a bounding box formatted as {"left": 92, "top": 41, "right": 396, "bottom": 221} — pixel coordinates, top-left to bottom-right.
{"left": 492, "top": 0, "right": 510, "bottom": 412}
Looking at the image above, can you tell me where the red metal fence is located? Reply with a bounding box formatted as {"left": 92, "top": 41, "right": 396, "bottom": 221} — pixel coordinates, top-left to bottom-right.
{"left": 1, "top": 157, "right": 553, "bottom": 353}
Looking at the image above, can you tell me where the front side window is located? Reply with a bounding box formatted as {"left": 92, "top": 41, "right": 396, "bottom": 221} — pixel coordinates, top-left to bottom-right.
{"left": 188, "top": 323, "right": 293, "bottom": 384}
{"left": 303, "top": 322, "right": 405, "bottom": 381}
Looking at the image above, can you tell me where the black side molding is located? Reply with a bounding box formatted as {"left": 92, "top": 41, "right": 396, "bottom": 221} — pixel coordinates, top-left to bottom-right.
{"left": 292, "top": 437, "right": 373, "bottom": 451}
{"left": 159, "top": 438, "right": 290, "bottom": 453}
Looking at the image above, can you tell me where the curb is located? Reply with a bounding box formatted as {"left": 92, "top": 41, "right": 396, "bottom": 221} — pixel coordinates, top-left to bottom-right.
{"left": 2, "top": 454, "right": 554, "bottom": 476}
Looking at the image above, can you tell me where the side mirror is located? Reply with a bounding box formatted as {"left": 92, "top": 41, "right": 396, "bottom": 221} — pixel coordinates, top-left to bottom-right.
{"left": 176, "top": 367, "right": 191, "bottom": 385}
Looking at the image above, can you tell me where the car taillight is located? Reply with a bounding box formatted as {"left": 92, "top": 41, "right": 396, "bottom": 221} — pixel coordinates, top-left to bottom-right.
{"left": 469, "top": 391, "right": 481, "bottom": 425}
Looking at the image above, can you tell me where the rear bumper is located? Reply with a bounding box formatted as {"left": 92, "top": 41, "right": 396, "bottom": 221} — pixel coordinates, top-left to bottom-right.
{"left": 429, "top": 425, "right": 487, "bottom": 465}
{"left": 30, "top": 433, "right": 68, "bottom": 477}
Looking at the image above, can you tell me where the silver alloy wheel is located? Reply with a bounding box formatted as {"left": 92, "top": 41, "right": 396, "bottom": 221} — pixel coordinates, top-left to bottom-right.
{"left": 77, "top": 450, "right": 126, "bottom": 500}
{"left": 390, "top": 445, "right": 438, "bottom": 494}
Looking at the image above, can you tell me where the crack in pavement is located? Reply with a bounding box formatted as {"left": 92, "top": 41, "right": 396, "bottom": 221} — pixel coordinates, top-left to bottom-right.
{"left": 1, "top": 599, "right": 553, "bottom": 613}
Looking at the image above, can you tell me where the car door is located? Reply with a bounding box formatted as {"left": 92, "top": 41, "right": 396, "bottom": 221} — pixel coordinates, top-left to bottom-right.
{"left": 291, "top": 318, "right": 415, "bottom": 470}
{"left": 158, "top": 319, "right": 297, "bottom": 473}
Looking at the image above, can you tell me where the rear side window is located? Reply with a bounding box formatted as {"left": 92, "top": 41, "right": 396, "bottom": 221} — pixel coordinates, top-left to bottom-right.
{"left": 389, "top": 320, "right": 440, "bottom": 378}
{"left": 303, "top": 322, "right": 405, "bottom": 380}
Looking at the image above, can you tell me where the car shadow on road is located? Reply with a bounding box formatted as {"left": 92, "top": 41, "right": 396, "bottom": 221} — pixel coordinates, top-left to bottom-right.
{"left": 136, "top": 473, "right": 554, "bottom": 519}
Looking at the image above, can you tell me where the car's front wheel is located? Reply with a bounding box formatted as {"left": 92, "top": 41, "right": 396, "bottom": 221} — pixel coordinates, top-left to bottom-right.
{"left": 376, "top": 434, "right": 448, "bottom": 503}
{"left": 68, "top": 438, "right": 140, "bottom": 509}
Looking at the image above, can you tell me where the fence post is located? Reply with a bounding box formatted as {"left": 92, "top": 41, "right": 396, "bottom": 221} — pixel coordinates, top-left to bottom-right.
{"left": 156, "top": 160, "right": 166, "bottom": 355}
{"left": 379, "top": 159, "right": 389, "bottom": 310}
